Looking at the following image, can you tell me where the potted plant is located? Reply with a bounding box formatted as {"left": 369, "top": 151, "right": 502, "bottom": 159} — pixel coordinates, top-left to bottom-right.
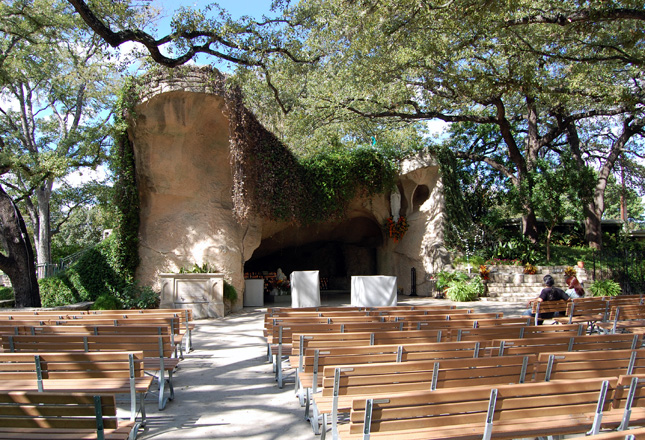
{"left": 564, "top": 266, "right": 577, "bottom": 277}
{"left": 523, "top": 263, "right": 538, "bottom": 275}
{"left": 223, "top": 280, "right": 238, "bottom": 314}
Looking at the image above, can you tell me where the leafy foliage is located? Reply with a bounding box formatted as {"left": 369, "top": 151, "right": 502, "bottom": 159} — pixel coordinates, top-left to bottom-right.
{"left": 224, "top": 280, "right": 238, "bottom": 303}
{"left": 445, "top": 277, "right": 484, "bottom": 302}
{"left": 92, "top": 293, "right": 123, "bottom": 310}
{"left": 39, "top": 234, "right": 158, "bottom": 309}
{"left": 116, "top": 67, "right": 402, "bottom": 229}
{"left": 0, "top": 287, "right": 14, "bottom": 301}
{"left": 588, "top": 279, "right": 622, "bottom": 297}
{"left": 110, "top": 83, "right": 141, "bottom": 283}
{"left": 435, "top": 270, "right": 470, "bottom": 292}
{"left": 38, "top": 274, "right": 78, "bottom": 307}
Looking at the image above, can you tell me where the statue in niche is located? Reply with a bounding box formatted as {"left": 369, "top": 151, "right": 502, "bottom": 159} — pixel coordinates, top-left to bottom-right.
{"left": 390, "top": 187, "right": 401, "bottom": 222}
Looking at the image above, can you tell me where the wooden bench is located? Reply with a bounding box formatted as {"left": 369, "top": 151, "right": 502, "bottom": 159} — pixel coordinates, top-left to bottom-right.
{"left": 314, "top": 354, "right": 536, "bottom": 439}
{"left": 0, "top": 351, "right": 152, "bottom": 429}
{"left": 599, "top": 304, "right": 645, "bottom": 335}
{"left": 534, "top": 348, "right": 645, "bottom": 382}
{"left": 266, "top": 305, "right": 458, "bottom": 315}
{"left": 554, "top": 297, "right": 611, "bottom": 331}
{"left": 0, "top": 308, "right": 194, "bottom": 355}
{"left": 487, "top": 333, "right": 643, "bottom": 356}
{"left": 583, "top": 426, "right": 645, "bottom": 440}
{"left": 339, "top": 377, "right": 616, "bottom": 440}
{"left": 0, "top": 316, "right": 186, "bottom": 358}
{"left": 529, "top": 299, "right": 569, "bottom": 325}
{"left": 449, "top": 322, "right": 584, "bottom": 342}
{"left": 2, "top": 334, "right": 177, "bottom": 410}
{"left": 603, "top": 374, "right": 645, "bottom": 432}
{"left": 0, "top": 391, "right": 135, "bottom": 439}
{"left": 268, "top": 321, "right": 408, "bottom": 387}
{"left": 297, "top": 340, "right": 486, "bottom": 424}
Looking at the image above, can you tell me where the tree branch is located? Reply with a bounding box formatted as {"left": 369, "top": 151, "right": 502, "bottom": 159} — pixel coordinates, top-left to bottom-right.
{"left": 506, "top": 8, "right": 645, "bottom": 26}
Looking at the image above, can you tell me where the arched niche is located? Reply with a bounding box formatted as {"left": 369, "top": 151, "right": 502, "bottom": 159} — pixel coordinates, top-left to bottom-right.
{"left": 392, "top": 182, "right": 408, "bottom": 217}
{"left": 412, "top": 184, "right": 430, "bottom": 213}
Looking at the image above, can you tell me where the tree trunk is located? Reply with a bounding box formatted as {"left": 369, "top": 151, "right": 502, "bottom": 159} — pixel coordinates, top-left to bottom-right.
{"left": 34, "top": 185, "right": 52, "bottom": 273}
{"left": 0, "top": 185, "right": 40, "bottom": 307}
{"left": 522, "top": 208, "right": 540, "bottom": 244}
{"left": 584, "top": 201, "right": 603, "bottom": 251}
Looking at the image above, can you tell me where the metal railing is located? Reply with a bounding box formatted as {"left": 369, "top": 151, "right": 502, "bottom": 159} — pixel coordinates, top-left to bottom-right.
{"left": 35, "top": 247, "right": 93, "bottom": 279}
{"left": 590, "top": 247, "right": 645, "bottom": 295}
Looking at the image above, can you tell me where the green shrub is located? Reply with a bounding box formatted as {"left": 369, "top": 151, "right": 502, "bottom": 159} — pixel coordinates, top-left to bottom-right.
{"left": 445, "top": 277, "right": 484, "bottom": 302}
{"left": 116, "top": 283, "right": 159, "bottom": 309}
{"left": 39, "top": 274, "right": 79, "bottom": 307}
{"left": 435, "top": 270, "right": 470, "bottom": 292}
{"left": 588, "top": 279, "right": 622, "bottom": 297}
{"left": 179, "top": 263, "right": 216, "bottom": 274}
{"left": 0, "top": 286, "right": 13, "bottom": 301}
{"left": 68, "top": 235, "right": 124, "bottom": 302}
{"left": 92, "top": 293, "right": 124, "bottom": 310}
{"left": 39, "top": 233, "right": 158, "bottom": 309}
{"left": 224, "top": 280, "right": 238, "bottom": 303}
{"left": 453, "top": 256, "right": 486, "bottom": 268}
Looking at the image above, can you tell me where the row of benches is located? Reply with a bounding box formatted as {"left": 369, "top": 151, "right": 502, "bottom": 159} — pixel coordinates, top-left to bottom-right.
{"left": 340, "top": 374, "right": 645, "bottom": 439}
{"left": 263, "top": 303, "right": 645, "bottom": 439}
{"left": 0, "top": 308, "right": 196, "bottom": 439}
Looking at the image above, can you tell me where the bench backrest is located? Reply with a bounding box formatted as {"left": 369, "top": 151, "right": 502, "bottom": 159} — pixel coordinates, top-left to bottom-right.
{"left": 450, "top": 323, "right": 583, "bottom": 342}
{"left": 349, "top": 377, "right": 615, "bottom": 437}
{"left": 24, "top": 324, "right": 172, "bottom": 337}
{"left": 302, "top": 340, "right": 485, "bottom": 372}
{"left": 609, "top": 304, "right": 645, "bottom": 322}
{"left": 0, "top": 316, "right": 181, "bottom": 335}
{"left": 0, "top": 391, "right": 120, "bottom": 431}
{"left": 0, "top": 351, "right": 146, "bottom": 381}
{"left": 2, "top": 334, "right": 174, "bottom": 359}
{"left": 567, "top": 298, "right": 611, "bottom": 321}
{"left": 535, "top": 349, "right": 645, "bottom": 381}
{"left": 322, "top": 354, "right": 536, "bottom": 397}
{"left": 488, "top": 333, "right": 642, "bottom": 356}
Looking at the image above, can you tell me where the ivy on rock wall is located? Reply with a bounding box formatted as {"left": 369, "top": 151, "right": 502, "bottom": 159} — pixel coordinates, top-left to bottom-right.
{"left": 111, "top": 79, "right": 141, "bottom": 282}
{"left": 117, "top": 66, "right": 400, "bottom": 231}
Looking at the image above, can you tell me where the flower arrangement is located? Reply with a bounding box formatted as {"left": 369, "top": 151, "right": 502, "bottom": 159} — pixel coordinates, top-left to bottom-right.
{"left": 268, "top": 278, "right": 291, "bottom": 295}
{"left": 523, "top": 263, "right": 538, "bottom": 275}
{"left": 385, "top": 216, "right": 409, "bottom": 242}
{"left": 564, "top": 266, "right": 577, "bottom": 277}
{"left": 479, "top": 265, "right": 490, "bottom": 281}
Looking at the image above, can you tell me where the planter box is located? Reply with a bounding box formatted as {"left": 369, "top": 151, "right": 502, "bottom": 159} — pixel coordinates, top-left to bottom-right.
{"left": 159, "top": 273, "right": 225, "bottom": 319}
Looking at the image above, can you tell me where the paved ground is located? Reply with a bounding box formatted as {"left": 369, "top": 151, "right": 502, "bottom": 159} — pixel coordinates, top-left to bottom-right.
{"left": 133, "top": 294, "right": 526, "bottom": 439}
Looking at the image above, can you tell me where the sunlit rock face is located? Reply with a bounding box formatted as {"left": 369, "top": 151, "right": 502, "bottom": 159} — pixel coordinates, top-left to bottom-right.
{"left": 128, "top": 69, "right": 448, "bottom": 311}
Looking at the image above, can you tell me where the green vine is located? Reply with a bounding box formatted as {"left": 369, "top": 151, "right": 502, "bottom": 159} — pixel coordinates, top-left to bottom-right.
{"left": 113, "top": 65, "right": 402, "bottom": 246}
{"left": 111, "top": 78, "right": 141, "bottom": 282}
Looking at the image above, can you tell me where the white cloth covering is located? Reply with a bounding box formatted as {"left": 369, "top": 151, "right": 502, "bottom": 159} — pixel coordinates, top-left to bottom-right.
{"left": 290, "top": 270, "right": 321, "bottom": 308}
{"left": 243, "top": 279, "right": 264, "bottom": 307}
{"left": 351, "top": 275, "right": 397, "bottom": 307}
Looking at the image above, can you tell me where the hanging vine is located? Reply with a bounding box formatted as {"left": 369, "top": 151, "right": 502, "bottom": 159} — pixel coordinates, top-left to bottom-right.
{"left": 114, "top": 65, "right": 401, "bottom": 242}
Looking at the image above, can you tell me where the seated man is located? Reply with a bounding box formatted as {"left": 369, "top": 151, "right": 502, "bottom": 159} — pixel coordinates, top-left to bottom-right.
{"left": 525, "top": 274, "right": 569, "bottom": 324}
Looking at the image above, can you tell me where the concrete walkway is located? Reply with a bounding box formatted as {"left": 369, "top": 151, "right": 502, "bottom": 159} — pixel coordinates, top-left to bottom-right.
{"left": 134, "top": 295, "right": 526, "bottom": 439}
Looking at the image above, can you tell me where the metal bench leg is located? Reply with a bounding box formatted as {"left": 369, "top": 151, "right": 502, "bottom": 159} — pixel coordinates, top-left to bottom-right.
{"left": 309, "top": 399, "right": 321, "bottom": 435}
{"left": 304, "top": 387, "right": 311, "bottom": 420}
{"left": 158, "top": 369, "right": 167, "bottom": 410}
{"left": 139, "top": 392, "right": 147, "bottom": 427}
{"left": 321, "top": 413, "right": 328, "bottom": 440}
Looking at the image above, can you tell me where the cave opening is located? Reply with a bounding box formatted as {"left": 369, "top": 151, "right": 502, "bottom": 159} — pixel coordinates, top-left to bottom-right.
{"left": 244, "top": 216, "right": 383, "bottom": 291}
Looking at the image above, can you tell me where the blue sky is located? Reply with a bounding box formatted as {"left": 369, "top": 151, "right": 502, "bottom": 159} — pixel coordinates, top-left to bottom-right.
{"left": 144, "top": 1, "right": 277, "bottom": 69}
{"left": 153, "top": 0, "right": 276, "bottom": 33}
